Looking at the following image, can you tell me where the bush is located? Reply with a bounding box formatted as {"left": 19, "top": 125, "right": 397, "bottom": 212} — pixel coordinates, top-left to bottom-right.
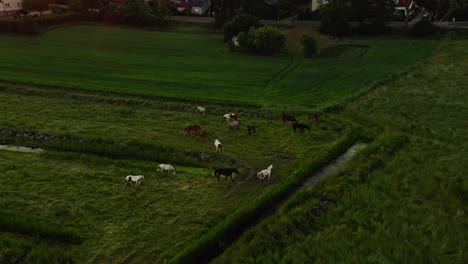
{"left": 319, "top": 4, "right": 350, "bottom": 37}
{"left": 223, "top": 14, "right": 261, "bottom": 42}
{"left": 17, "top": 16, "right": 40, "bottom": 35}
{"left": 410, "top": 20, "right": 438, "bottom": 37}
{"left": 239, "top": 25, "right": 285, "bottom": 55}
{"left": 300, "top": 34, "right": 318, "bottom": 58}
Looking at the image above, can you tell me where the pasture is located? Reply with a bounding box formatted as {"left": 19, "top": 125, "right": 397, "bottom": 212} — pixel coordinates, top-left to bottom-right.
{"left": 213, "top": 40, "right": 468, "bottom": 263}
{"left": 0, "top": 25, "right": 437, "bottom": 108}
{"left": 0, "top": 24, "right": 443, "bottom": 263}
{"left": 0, "top": 81, "right": 347, "bottom": 263}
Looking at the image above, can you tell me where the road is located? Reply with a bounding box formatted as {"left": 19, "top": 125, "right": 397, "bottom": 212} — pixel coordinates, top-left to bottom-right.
{"left": 171, "top": 15, "right": 468, "bottom": 28}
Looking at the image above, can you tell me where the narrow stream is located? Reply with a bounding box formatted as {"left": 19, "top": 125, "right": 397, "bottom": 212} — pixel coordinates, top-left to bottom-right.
{"left": 0, "top": 145, "right": 44, "bottom": 154}
{"left": 267, "top": 143, "right": 367, "bottom": 216}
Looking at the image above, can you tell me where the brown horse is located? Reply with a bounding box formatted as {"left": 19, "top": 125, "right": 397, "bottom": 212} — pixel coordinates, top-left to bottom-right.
{"left": 308, "top": 113, "right": 319, "bottom": 123}
{"left": 198, "top": 129, "right": 208, "bottom": 140}
{"left": 184, "top": 125, "right": 201, "bottom": 135}
{"left": 282, "top": 115, "right": 297, "bottom": 124}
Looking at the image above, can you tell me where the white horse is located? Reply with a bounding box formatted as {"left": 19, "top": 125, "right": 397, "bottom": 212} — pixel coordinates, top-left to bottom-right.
{"left": 223, "top": 113, "right": 237, "bottom": 122}
{"left": 214, "top": 139, "right": 224, "bottom": 153}
{"left": 124, "top": 175, "right": 145, "bottom": 186}
{"left": 257, "top": 165, "right": 273, "bottom": 181}
{"left": 196, "top": 106, "right": 206, "bottom": 115}
{"left": 157, "top": 164, "right": 176, "bottom": 175}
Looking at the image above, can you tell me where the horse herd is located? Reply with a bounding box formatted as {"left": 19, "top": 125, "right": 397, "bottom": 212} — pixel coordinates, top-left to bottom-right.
{"left": 124, "top": 107, "right": 320, "bottom": 186}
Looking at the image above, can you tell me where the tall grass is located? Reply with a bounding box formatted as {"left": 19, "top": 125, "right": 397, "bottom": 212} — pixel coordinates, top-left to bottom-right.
{"left": 0, "top": 211, "right": 82, "bottom": 244}
{"left": 0, "top": 235, "right": 73, "bottom": 264}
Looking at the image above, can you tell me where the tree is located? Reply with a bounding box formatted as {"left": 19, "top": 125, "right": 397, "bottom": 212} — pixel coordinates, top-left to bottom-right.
{"left": 238, "top": 25, "right": 285, "bottom": 54}
{"left": 320, "top": 0, "right": 351, "bottom": 37}
{"left": 22, "top": 0, "right": 53, "bottom": 12}
{"left": 277, "top": 0, "right": 309, "bottom": 25}
{"left": 122, "top": 0, "right": 154, "bottom": 26}
{"left": 300, "top": 34, "right": 318, "bottom": 58}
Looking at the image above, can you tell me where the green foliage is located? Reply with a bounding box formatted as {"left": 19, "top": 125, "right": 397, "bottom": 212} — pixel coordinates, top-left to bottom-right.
{"left": 17, "top": 16, "right": 40, "bottom": 35}
{"left": 320, "top": 1, "right": 351, "bottom": 37}
{"left": 152, "top": 0, "right": 172, "bottom": 27}
{"left": 22, "top": 0, "right": 53, "bottom": 12}
{"left": 121, "top": 0, "right": 154, "bottom": 26}
{"left": 300, "top": 34, "right": 318, "bottom": 58}
{"left": 410, "top": 20, "right": 438, "bottom": 37}
{"left": 223, "top": 13, "right": 261, "bottom": 42}
{"left": 239, "top": 25, "right": 286, "bottom": 54}
{"left": 0, "top": 211, "right": 83, "bottom": 244}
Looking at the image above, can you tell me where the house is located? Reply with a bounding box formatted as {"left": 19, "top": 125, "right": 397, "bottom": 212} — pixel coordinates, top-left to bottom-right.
{"left": 0, "top": 0, "right": 24, "bottom": 17}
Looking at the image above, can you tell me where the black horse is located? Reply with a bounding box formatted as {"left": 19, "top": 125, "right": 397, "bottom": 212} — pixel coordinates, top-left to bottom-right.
{"left": 214, "top": 168, "right": 239, "bottom": 181}
{"left": 282, "top": 115, "right": 297, "bottom": 124}
{"left": 292, "top": 123, "right": 310, "bottom": 133}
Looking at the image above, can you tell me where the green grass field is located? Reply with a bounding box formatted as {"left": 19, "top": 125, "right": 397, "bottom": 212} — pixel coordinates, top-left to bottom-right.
{"left": 0, "top": 24, "right": 453, "bottom": 263}
{"left": 213, "top": 40, "right": 468, "bottom": 263}
{"left": 0, "top": 81, "right": 347, "bottom": 263}
{"left": 0, "top": 25, "right": 436, "bottom": 108}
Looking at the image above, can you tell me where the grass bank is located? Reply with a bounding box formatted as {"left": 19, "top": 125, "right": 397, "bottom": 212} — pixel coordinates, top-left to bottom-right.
{"left": 213, "top": 39, "right": 467, "bottom": 263}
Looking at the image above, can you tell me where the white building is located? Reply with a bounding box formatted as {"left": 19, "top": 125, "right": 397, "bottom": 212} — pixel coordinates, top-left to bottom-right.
{"left": 311, "top": 0, "right": 328, "bottom": 11}
{"left": 0, "top": 0, "right": 24, "bottom": 17}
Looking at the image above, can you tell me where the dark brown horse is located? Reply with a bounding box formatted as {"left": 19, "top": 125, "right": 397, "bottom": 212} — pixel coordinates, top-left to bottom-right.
{"left": 308, "top": 113, "right": 319, "bottom": 123}
{"left": 293, "top": 123, "right": 310, "bottom": 133}
{"left": 214, "top": 168, "right": 239, "bottom": 181}
{"left": 184, "top": 125, "right": 201, "bottom": 135}
{"left": 282, "top": 115, "right": 297, "bottom": 124}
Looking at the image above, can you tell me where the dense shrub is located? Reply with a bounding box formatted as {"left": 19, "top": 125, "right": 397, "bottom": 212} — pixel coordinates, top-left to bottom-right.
{"left": 223, "top": 14, "right": 261, "bottom": 42}
{"left": 410, "top": 20, "right": 438, "bottom": 37}
{"left": 300, "top": 34, "right": 318, "bottom": 58}
{"left": 319, "top": 3, "right": 350, "bottom": 37}
{"left": 121, "top": 0, "right": 154, "bottom": 26}
{"left": 238, "top": 25, "right": 285, "bottom": 55}
{"left": 17, "top": 16, "right": 40, "bottom": 35}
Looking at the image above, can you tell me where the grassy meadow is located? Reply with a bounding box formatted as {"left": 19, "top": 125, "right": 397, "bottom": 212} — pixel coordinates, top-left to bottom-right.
{"left": 0, "top": 25, "right": 437, "bottom": 108}
{"left": 0, "top": 23, "right": 450, "bottom": 263}
{"left": 213, "top": 40, "right": 468, "bottom": 263}
{"left": 0, "top": 80, "right": 347, "bottom": 263}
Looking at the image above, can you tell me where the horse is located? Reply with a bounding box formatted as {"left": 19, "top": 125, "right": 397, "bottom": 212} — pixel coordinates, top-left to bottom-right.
{"left": 223, "top": 113, "right": 238, "bottom": 122}
{"left": 308, "top": 113, "right": 319, "bottom": 123}
{"left": 157, "top": 164, "right": 176, "bottom": 175}
{"left": 292, "top": 123, "right": 310, "bottom": 133}
{"left": 214, "top": 168, "right": 239, "bottom": 181}
{"left": 124, "top": 175, "right": 145, "bottom": 186}
{"left": 184, "top": 125, "right": 201, "bottom": 135}
{"left": 226, "top": 120, "right": 240, "bottom": 131}
{"left": 257, "top": 165, "right": 273, "bottom": 181}
{"left": 247, "top": 125, "right": 256, "bottom": 135}
{"left": 282, "top": 115, "right": 297, "bottom": 124}
{"left": 198, "top": 129, "right": 208, "bottom": 140}
{"left": 195, "top": 106, "right": 206, "bottom": 115}
{"left": 214, "top": 139, "right": 224, "bottom": 153}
